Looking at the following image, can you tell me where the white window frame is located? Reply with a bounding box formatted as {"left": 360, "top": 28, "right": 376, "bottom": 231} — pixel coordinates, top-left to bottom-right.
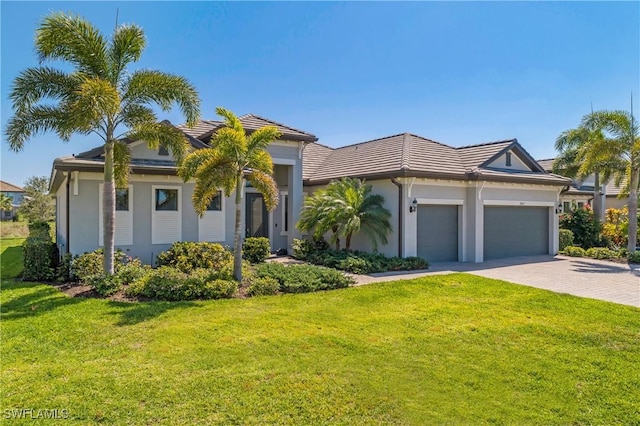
{"left": 280, "top": 191, "right": 289, "bottom": 236}
{"left": 99, "top": 184, "right": 133, "bottom": 246}
{"left": 152, "top": 185, "right": 182, "bottom": 244}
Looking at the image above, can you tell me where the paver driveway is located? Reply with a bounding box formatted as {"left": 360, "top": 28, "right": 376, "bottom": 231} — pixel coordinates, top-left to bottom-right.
{"left": 356, "top": 255, "right": 640, "bottom": 308}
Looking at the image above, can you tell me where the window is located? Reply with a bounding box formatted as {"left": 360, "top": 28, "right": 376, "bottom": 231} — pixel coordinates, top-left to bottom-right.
{"left": 562, "top": 201, "right": 571, "bottom": 213}
{"left": 577, "top": 201, "right": 585, "bottom": 209}
{"left": 505, "top": 152, "right": 512, "bottom": 167}
{"left": 116, "top": 189, "right": 129, "bottom": 211}
{"left": 158, "top": 146, "right": 169, "bottom": 156}
{"left": 206, "top": 191, "right": 222, "bottom": 211}
{"left": 283, "top": 193, "right": 289, "bottom": 232}
{"left": 156, "top": 189, "right": 178, "bottom": 211}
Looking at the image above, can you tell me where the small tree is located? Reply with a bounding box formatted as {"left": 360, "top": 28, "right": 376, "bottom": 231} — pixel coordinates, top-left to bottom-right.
{"left": 298, "top": 178, "right": 392, "bottom": 251}
{"left": 19, "top": 176, "right": 55, "bottom": 223}
{"left": 0, "top": 194, "right": 13, "bottom": 215}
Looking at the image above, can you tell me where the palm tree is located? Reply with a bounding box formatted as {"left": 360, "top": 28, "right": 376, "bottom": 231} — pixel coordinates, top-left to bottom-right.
{"left": 177, "top": 107, "right": 280, "bottom": 282}
{"left": 5, "top": 12, "right": 200, "bottom": 273}
{"left": 581, "top": 110, "right": 639, "bottom": 252}
{"left": 298, "top": 178, "right": 392, "bottom": 251}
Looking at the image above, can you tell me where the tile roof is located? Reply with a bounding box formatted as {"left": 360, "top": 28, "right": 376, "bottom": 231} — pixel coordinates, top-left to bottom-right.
{"left": 305, "top": 134, "right": 567, "bottom": 185}
{"left": 177, "top": 114, "right": 318, "bottom": 143}
{"left": 0, "top": 180, "right": 23, "bottom": 192}
{"left": 536, "top": 158, "right": 555, "bottom": 172}
{"left": 302, "top": 142, "right": 334, "bottom": 180}
{"left": 456, "top": 140, "right": 515, "bottom": 169}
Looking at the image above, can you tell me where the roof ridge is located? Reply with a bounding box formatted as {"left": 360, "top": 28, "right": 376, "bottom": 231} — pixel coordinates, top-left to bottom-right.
{"left": 0, "top": 180, "right": 23, "bottom": 191}
{"left": 307, "top": 141, "right": 334, "bottom": 150}
{"left": 456, "top": 139, "right": 516, "bottom": 150}
{"left": 329, "top": 132, "right": 408, "bottom": 151}
{"left": 405, "top": 132, "right": 453, "bottom": 148}
{"left": 401, "top": 133, "right": 411, "bottom": 170}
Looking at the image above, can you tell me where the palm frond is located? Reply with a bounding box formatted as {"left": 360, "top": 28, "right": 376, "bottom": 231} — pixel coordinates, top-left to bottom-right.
{"left": 9, "top": 67, "right": 78, "bottom": 112}
{"left": 215, "top": 107, "right": 244, "bottom": 133}
{"left": 108, "top": 24, "right": 145, "bottom": 84}
{"left": 247, "top": 171, "right": 279, "bottom": 211}
{"left": 35, "top": 12, "right": 108, "bottom": 77}
{"left": 73, "top": 76, "right": 120, "bottom": 124}
{"left": 247, "top": 126, "right": 281, "bottom": 152}
{"left": 128, "top": 122, "right": 189, "bottom": 165}
{"left": 119, "top": 104, "right": 157, "bottom": 129}
{"left": 247, "top": 149, "right": 274, "bottom": 175}
{"left": 123, "top": 70, "right": 200, "bottom": 125}
{"left": 113, "top": 140, "right": 132, "bottom": 188}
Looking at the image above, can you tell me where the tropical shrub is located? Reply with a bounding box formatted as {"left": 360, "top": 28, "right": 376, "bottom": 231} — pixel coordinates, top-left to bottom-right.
{"left": 560, "top": 206, "right": 599, "bottom": 248}
{"left": 86, "top": 273, "right": 123, "bottom": 296}
{"left": 243, "top": 237, "right": 271, "bottom": 264}
{"left": 627, "top": 251, "right": 640, "bottom": 263}
{"left": 246, "top": 276, "right": 280, "bottom": 297}
{"left": 156, "top": 242, "right": 233, "bottom": 273}
{"left": 562, "top": 246, "right": 587, "bottom": 257}
{"left": 116, "top": 259, "right": 151, "bottom": 285}
{"left": 558, "top": 229, "right": 574, "bottom": 251}
{"left": 130, "top": 267, "right": 237, "bottom": 301}
{"left": 72, "top": 249, "right": 128, "bottom": 282}
{"left": 255, "top": 263, "right": 354, "bottom": 293}
{"left": 56, "top": 253, "right": 76, "bottom": 283}
{"left": 585, "top": 247, "right": 619, "bottom": 260}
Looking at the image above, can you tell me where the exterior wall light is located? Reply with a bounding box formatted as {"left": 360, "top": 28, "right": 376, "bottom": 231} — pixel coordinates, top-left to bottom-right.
{"left": 409, "top": 198, "right": 418, "bottom": 213}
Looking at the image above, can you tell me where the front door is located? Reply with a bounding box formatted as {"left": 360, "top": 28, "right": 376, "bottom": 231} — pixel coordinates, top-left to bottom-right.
{"left": 245, "top": 193, "right": 269, "bottom": 238}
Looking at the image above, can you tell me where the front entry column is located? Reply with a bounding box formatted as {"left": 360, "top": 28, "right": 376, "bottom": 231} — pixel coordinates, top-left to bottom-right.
{"left": 287, "top": 162, "right": 303, "bottom": 248}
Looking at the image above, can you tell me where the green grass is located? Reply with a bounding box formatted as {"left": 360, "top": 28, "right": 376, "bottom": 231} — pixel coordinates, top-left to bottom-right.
{"left": 1, "top": 238, "right": 24, "bottom": 279}
{"left": 1, "top": 240, "right": 639, "bottom": 424}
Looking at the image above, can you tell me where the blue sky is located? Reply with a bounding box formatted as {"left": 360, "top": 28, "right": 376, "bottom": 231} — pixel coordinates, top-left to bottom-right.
{"left": 1, "top": 1, "right": 639, "bottom": 187}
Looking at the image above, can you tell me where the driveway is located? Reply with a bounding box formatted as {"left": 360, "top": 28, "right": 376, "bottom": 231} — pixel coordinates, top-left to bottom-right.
{"left": 354, "top": 255, "right": 640, "bottom": 308}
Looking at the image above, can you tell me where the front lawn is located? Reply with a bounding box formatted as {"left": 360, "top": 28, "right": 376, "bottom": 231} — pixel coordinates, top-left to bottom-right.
{"left": 1, "top": 241, "right": 639, "bottom": 424}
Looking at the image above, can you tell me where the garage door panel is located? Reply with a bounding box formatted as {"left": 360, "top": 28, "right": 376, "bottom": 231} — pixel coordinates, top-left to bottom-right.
{"left": 484, "top": 206, "right": 548, "bottom": 260}
{"left": 417, "top": 205, "right": 458, "bottom": 262}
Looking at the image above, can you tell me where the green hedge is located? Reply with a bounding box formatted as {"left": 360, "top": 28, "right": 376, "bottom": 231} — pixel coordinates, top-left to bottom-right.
{"left": 126, "top": 267, "right": 237, "bottom": 301}
{"left": 255, "top": 263, "right": 354, "bottom": 293}
{"left": 558, "top": 229, "right": 574, "bottom": 251}
{"left": 562, "top": 246, "right": 587, "bottom": 257}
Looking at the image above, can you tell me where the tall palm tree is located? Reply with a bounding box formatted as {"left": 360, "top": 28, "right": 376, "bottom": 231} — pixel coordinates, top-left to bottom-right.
{"left": 177, "top": 107, "right": 280, "bottom": 282}
{"left": 298, "top": 178, "right": 392, "bottom": 251}
{"left": 581, "top": 110, "right": 639, "bottom": 252}
{"left": 5, "top": 12, "right": 201, "bottom": 273}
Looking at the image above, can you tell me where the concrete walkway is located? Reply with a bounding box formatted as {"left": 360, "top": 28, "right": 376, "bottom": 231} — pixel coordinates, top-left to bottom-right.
{"left": 353, "top": 255, "right": 640, "bottom": 308}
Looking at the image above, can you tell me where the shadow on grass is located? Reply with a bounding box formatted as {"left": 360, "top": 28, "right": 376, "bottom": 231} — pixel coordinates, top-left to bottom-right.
{"left": 0, "top": 282, "right": 82, "bottom": 320}
{"left": 0, "top": 246, "right": 24, "bottom": 279}
{"left": 106, "top": 300, "right": 200, "bottom": 326}
{"left": 1, "top": 280, "right": 200, "bottom": 325}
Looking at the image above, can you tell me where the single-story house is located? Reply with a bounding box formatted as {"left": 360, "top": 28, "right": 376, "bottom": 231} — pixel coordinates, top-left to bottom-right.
{"left": 537, "top": 158, "right": 632, "bottom": 214}
{"left": 0, "top": 180, "right": 24, "bottom": 221}
{"left": 50, "top": 115, "right": 570, "bottom": 264}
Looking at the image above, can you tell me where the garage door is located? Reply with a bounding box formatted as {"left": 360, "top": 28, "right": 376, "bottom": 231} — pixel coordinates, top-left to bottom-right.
{"left": 484, "top": 206, "right": 549, "bottom": 260}
{"left": 417, "top": 205, "right": 458, "bottom": 262}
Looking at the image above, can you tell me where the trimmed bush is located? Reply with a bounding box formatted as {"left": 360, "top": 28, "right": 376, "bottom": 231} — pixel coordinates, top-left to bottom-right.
{"left": 56, "top": 253, "right": 76, "bottom": 283}
{"left": 22, "top": 236, "right": 55, "bottom": 281}
{"left": 247, "top": 276, "right": 280, "bottom": 297}
{"left": 628, "top": 251, "right": 640, "bottom": 263}
{"left": 27, "top": 221, "right": 51, "bottom": 239}
{"left": 585, "top": 247, "right": 618, "bottom": 260}
{"left": 116, "top": 259, "right": 151, "bottom": 285}
{"left": 72, "top": 249, "right": 128, "bottom": 282}
{"left": 255, "top": 263, "right": 354, "bottom": 293}
{"left": 563, "top": 246, "right": 587, "bottom": 257}
{"left": 131, "top": 267, "right": 237, "bottom": 301}
{"left": 243, "top": 237, "right": 271, "bottom": 264}
{"left": 86, "top": 273, "right": 123, "bottom": 296}
{"left": 558, "top": 229, "right": 574, "bottom": 251}
{"left": 156, "top": 242, "right": 233, "bottom": 273}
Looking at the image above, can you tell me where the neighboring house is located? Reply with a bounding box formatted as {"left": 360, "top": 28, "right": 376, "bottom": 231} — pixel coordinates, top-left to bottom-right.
{"left": 49, "top": 115, "right": 317, "bottom": 264}
{"left": 0, "top": 180, "right": 24, "bottom": 221}
{"left": 303, "top": 135, "right": 570, "bottom": 262}
{"left": 50, "top": 117, "right": 571, "bottom": 264}
{"left": 537, "top": 158, "right": 630, "bottom": 214}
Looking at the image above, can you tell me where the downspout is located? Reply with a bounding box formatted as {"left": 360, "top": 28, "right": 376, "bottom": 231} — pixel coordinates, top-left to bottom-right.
{"left": 66, "top": 172, "right": 70, "bottom": 255}
{"left": 391, "top": 177, "right": 403, "bottom": 258}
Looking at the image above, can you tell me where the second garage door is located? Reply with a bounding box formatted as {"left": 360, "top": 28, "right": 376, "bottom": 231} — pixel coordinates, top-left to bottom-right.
{"left": 417, "top": 205, "right": 459, "bottom": 262}
{"left": 484, "top": 206, "right": 549, "bottom": 260}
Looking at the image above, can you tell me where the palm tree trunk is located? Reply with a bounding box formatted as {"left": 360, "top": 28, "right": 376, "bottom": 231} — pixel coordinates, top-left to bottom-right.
{"left": 627, "top": 167, "right": 639, "bottom": 253}
{"left": 593, "top": 172, "right": 601, "bottom": 243}
{"left": 103, "top": 140, "right": 116, "bottom": 274}
{"left": 233, "top": 174, "right": 243, "bottom": 282}
{"left": 345, "top": 233, "right": 352, "bottom": 251}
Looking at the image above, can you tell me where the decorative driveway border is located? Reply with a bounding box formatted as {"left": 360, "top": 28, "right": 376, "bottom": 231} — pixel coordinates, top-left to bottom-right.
{"left": 354, "top": 255, "right": 640, "bottom": 308}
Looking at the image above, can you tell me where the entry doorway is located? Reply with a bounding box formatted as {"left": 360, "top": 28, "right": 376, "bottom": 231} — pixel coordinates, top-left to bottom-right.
{"left": 245, "top": 193, "right": 269, "bottom": 238}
